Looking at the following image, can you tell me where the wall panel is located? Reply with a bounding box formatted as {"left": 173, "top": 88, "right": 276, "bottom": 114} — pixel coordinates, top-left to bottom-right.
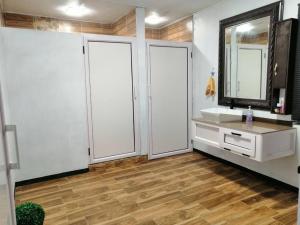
{"left": 1, "top": 28, "right": 89, "bottom": 182}
{"left": 160, "top": 17, "right": 193, "bottom": 42}
{"left": 145, "top": 28, "right": 160, "bottom": 39}
{"left": 3, "top": 10, "right": 136, "bottom": 36}
{"left": 113, "top": 10, "right": 136, "bottom": 36}
{"left": 4, "top": 13, "right": 34, "bottom": 29}
{"left": 3, "top": 10, "right": 189, "bottom": 40}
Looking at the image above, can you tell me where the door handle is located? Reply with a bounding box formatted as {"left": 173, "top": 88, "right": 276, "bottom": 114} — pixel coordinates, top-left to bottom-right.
{"left": 5, "top": 125, "right": 20, "bottom": 170}
{"left": 133, "top": 87, "right": 137, "bottom": 100}
{"left": 231, "top": 132, "right": 242, "bottom": 137}
{"left": 274, "top": 63, "right": 278, "bottom": 76}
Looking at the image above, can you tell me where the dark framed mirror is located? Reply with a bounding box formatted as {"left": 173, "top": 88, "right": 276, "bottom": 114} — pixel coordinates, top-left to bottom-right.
{"left": 218, "top": 2, "right": 281, "bottom": 109}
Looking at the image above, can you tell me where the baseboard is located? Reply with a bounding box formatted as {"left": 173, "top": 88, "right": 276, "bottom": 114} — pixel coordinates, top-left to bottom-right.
{"left": 194, "top": 149, "right": 299, "bottom": 193}
{"left": 89, "top": 155, "right": 148, "bottom": 172}
{"left": 15, "top": 168, "right": 89, "bottom": 187}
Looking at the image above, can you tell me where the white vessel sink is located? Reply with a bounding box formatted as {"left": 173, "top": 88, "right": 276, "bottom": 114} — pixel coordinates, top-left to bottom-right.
{"left": 200, "top": 108, "right": 243, "bottom": 123}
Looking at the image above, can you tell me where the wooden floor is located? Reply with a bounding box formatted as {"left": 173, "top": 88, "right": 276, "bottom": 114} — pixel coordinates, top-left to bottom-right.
{"left": 16, "top": 152, "right": 298, "bottom": 225}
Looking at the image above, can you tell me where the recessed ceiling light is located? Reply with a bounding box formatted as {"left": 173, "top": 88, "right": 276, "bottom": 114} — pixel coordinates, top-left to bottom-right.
{"left": 59, "top": 23, "right": 73, "bottom": 32}
{"left": 58, "top": 2, "right": 93, "bottom": 17}
{"left": 236, "top": 23, "right": 254, "bottom": 33}
{"left": 145, "top": 12, "right": 167, "bottom": 25}
{"left": 186, "top": 21, "right": 193, "bottom": 32}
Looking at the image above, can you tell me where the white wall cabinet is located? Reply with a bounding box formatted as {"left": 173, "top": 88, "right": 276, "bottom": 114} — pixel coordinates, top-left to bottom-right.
{"left": 192, "top": 120, "right": 296, "bottom": 162}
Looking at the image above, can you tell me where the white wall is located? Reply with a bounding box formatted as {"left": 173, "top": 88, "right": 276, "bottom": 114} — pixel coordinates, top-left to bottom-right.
{"left": 284, "top": 0, "right": 300, "bottom": 19}
{"left": 193, "top": 0, "right": 300, "bottom": 187}
{"left": 1, "top": 28, "right": 89, "bottom": 182}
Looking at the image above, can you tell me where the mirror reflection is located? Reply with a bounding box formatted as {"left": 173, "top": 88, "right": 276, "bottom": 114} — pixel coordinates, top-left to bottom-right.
{"left": 224, "top": 16, "right": 270, "bottom": 100}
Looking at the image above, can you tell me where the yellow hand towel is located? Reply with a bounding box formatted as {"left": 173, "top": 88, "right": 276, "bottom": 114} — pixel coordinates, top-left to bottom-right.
{"left": 210, "top": 76, "right": 216, "bottom": 96}
{"left": 205, "top": 77, "right": 212, "bottom": 96}
{"left": 205, "top": 76, "right": 216, "bottom": 96}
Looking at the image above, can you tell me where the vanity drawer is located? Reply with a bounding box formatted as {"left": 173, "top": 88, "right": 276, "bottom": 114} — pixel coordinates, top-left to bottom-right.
{"left": 220, "top": 128, "right": 256, "bottom": 157}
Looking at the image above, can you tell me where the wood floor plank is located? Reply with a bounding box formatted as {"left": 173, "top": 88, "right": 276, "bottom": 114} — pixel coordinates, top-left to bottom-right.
{"left": 15, "top": 152, "right": 298, "bottom": 225}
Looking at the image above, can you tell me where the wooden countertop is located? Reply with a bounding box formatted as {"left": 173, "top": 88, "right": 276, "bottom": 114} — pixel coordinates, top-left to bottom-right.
{"left": 192, "top": 118, "right": 295, "bottom": 134}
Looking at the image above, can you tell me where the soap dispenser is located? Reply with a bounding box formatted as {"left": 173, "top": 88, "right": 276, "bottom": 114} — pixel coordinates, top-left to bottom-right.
{"left": 246, "top": 106, "right": 253, "bottom": 126}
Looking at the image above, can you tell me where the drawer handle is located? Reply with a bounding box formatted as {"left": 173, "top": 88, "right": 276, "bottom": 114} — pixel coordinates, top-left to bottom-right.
{"left": 224, "top": 148, "right": 231, "bottom": 151}
{"left": 231, "top": 132, "right": 242, "bottom": 137}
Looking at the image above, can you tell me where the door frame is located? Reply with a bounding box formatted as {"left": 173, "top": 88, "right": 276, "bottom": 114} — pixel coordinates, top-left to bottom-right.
{"left": 0, "top": 83, "right": 17, "bottom": 225}
{"left": 83, "top": 34, "right": 141, "bottom": 164}
{"left": 0, "top": 115, "right": 16, "bottom": 225}
{"left": 146, "top": 40, "right": 193, "bottom": 160}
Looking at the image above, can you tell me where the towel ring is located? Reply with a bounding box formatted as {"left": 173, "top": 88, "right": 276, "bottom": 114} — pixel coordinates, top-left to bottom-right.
{"left": 211, "top": 67, "right": 215, "bottom": 76}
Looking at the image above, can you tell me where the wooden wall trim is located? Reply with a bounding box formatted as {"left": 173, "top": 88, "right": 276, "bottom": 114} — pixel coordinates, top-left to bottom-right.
{"left": 2, "top": 11, "right": 191, "bottom": 41}
{"left": 146, "top": 16, "right": 193, "bottom": 42}
{"left": 113, "top": 10, "right": 136, "bottom": 36}
{"left": 0, "top": 1, "right": 3, "bottom": 27}
{"left": 3, "top": 10, "right": 136, "bottom": 36}
{"left": 145, "top": 28, "right": 161, "bottom": 39}
{"left": 4, "top": 13, "right": 34, "bottom": 29}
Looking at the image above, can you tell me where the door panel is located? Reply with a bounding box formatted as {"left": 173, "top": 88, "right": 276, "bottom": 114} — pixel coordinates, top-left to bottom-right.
{"left": 273, "top": 21, "right": 292, "bottom": 88}
{"left": 1, "top": 28, "right": 88, "bottom": 182}
{"left": 88, "top": 42, "right": 135, "bottom": 161}
{"left": 149, "top": 46, "right": 188, "bottom": 156}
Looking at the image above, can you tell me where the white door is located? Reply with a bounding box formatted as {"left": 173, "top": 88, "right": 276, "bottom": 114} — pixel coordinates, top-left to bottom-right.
{"left": 86, "top": 37, "right": 138, "bottom": 163}
{"left": 0, "top": 86, "right": 17, "bottom": 225}
{"left": 237, "top": 48, "right": 262, "bottom": 99}
{"left": 148, "top": 42, "right": 192, "bottom": 159}
{"left": 237, "top": 44, "right": 268, "bottom": 100}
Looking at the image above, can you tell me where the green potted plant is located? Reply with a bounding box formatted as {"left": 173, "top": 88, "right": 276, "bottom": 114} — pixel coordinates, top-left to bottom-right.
{"left": 16, "top": 202, "right": 45, "bottom": 225}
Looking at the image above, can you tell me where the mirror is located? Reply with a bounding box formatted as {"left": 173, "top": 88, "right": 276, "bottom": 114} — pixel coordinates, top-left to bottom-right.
{"left": 224, "top": 16, "right": 270, "bottom": 100}
{"left": 219, "top": 2, "right": 280, "bottom": 109}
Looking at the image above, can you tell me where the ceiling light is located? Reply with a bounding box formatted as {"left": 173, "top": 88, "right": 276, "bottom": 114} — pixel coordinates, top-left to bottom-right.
{"left": 186, "top": 21, "right": 193, "bottom": 32}
{"left": 145, "top": 12, "right": 167, "bottom": 25}
{"left": 59, "top": 23, "right": 73, "bottom": 33}
{"left": 236, "top": 23, "right": 254, "bottom": 33}
{"left": 58, "top": 2, "right": 92, "bottom": 17}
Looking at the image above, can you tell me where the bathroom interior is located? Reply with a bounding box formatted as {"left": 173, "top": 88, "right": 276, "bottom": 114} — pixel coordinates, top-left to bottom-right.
{"left": 1, "top": 0, "right": 300, "bottom": 225}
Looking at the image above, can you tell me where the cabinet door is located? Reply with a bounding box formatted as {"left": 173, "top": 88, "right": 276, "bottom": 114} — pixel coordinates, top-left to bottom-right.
{"left": 273, "top": 21, "right": 292, "bottom": 88}
{"left": 219, "top": 128, "right": 256, "bottom": 157}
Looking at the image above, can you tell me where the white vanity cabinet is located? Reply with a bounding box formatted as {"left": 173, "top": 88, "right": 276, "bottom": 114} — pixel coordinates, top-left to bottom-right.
{"left": 219, "top": 128, "right": 256, "bottom": 158}
{"left": 192, "top": 120, "right": 296, "bottom": 162}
